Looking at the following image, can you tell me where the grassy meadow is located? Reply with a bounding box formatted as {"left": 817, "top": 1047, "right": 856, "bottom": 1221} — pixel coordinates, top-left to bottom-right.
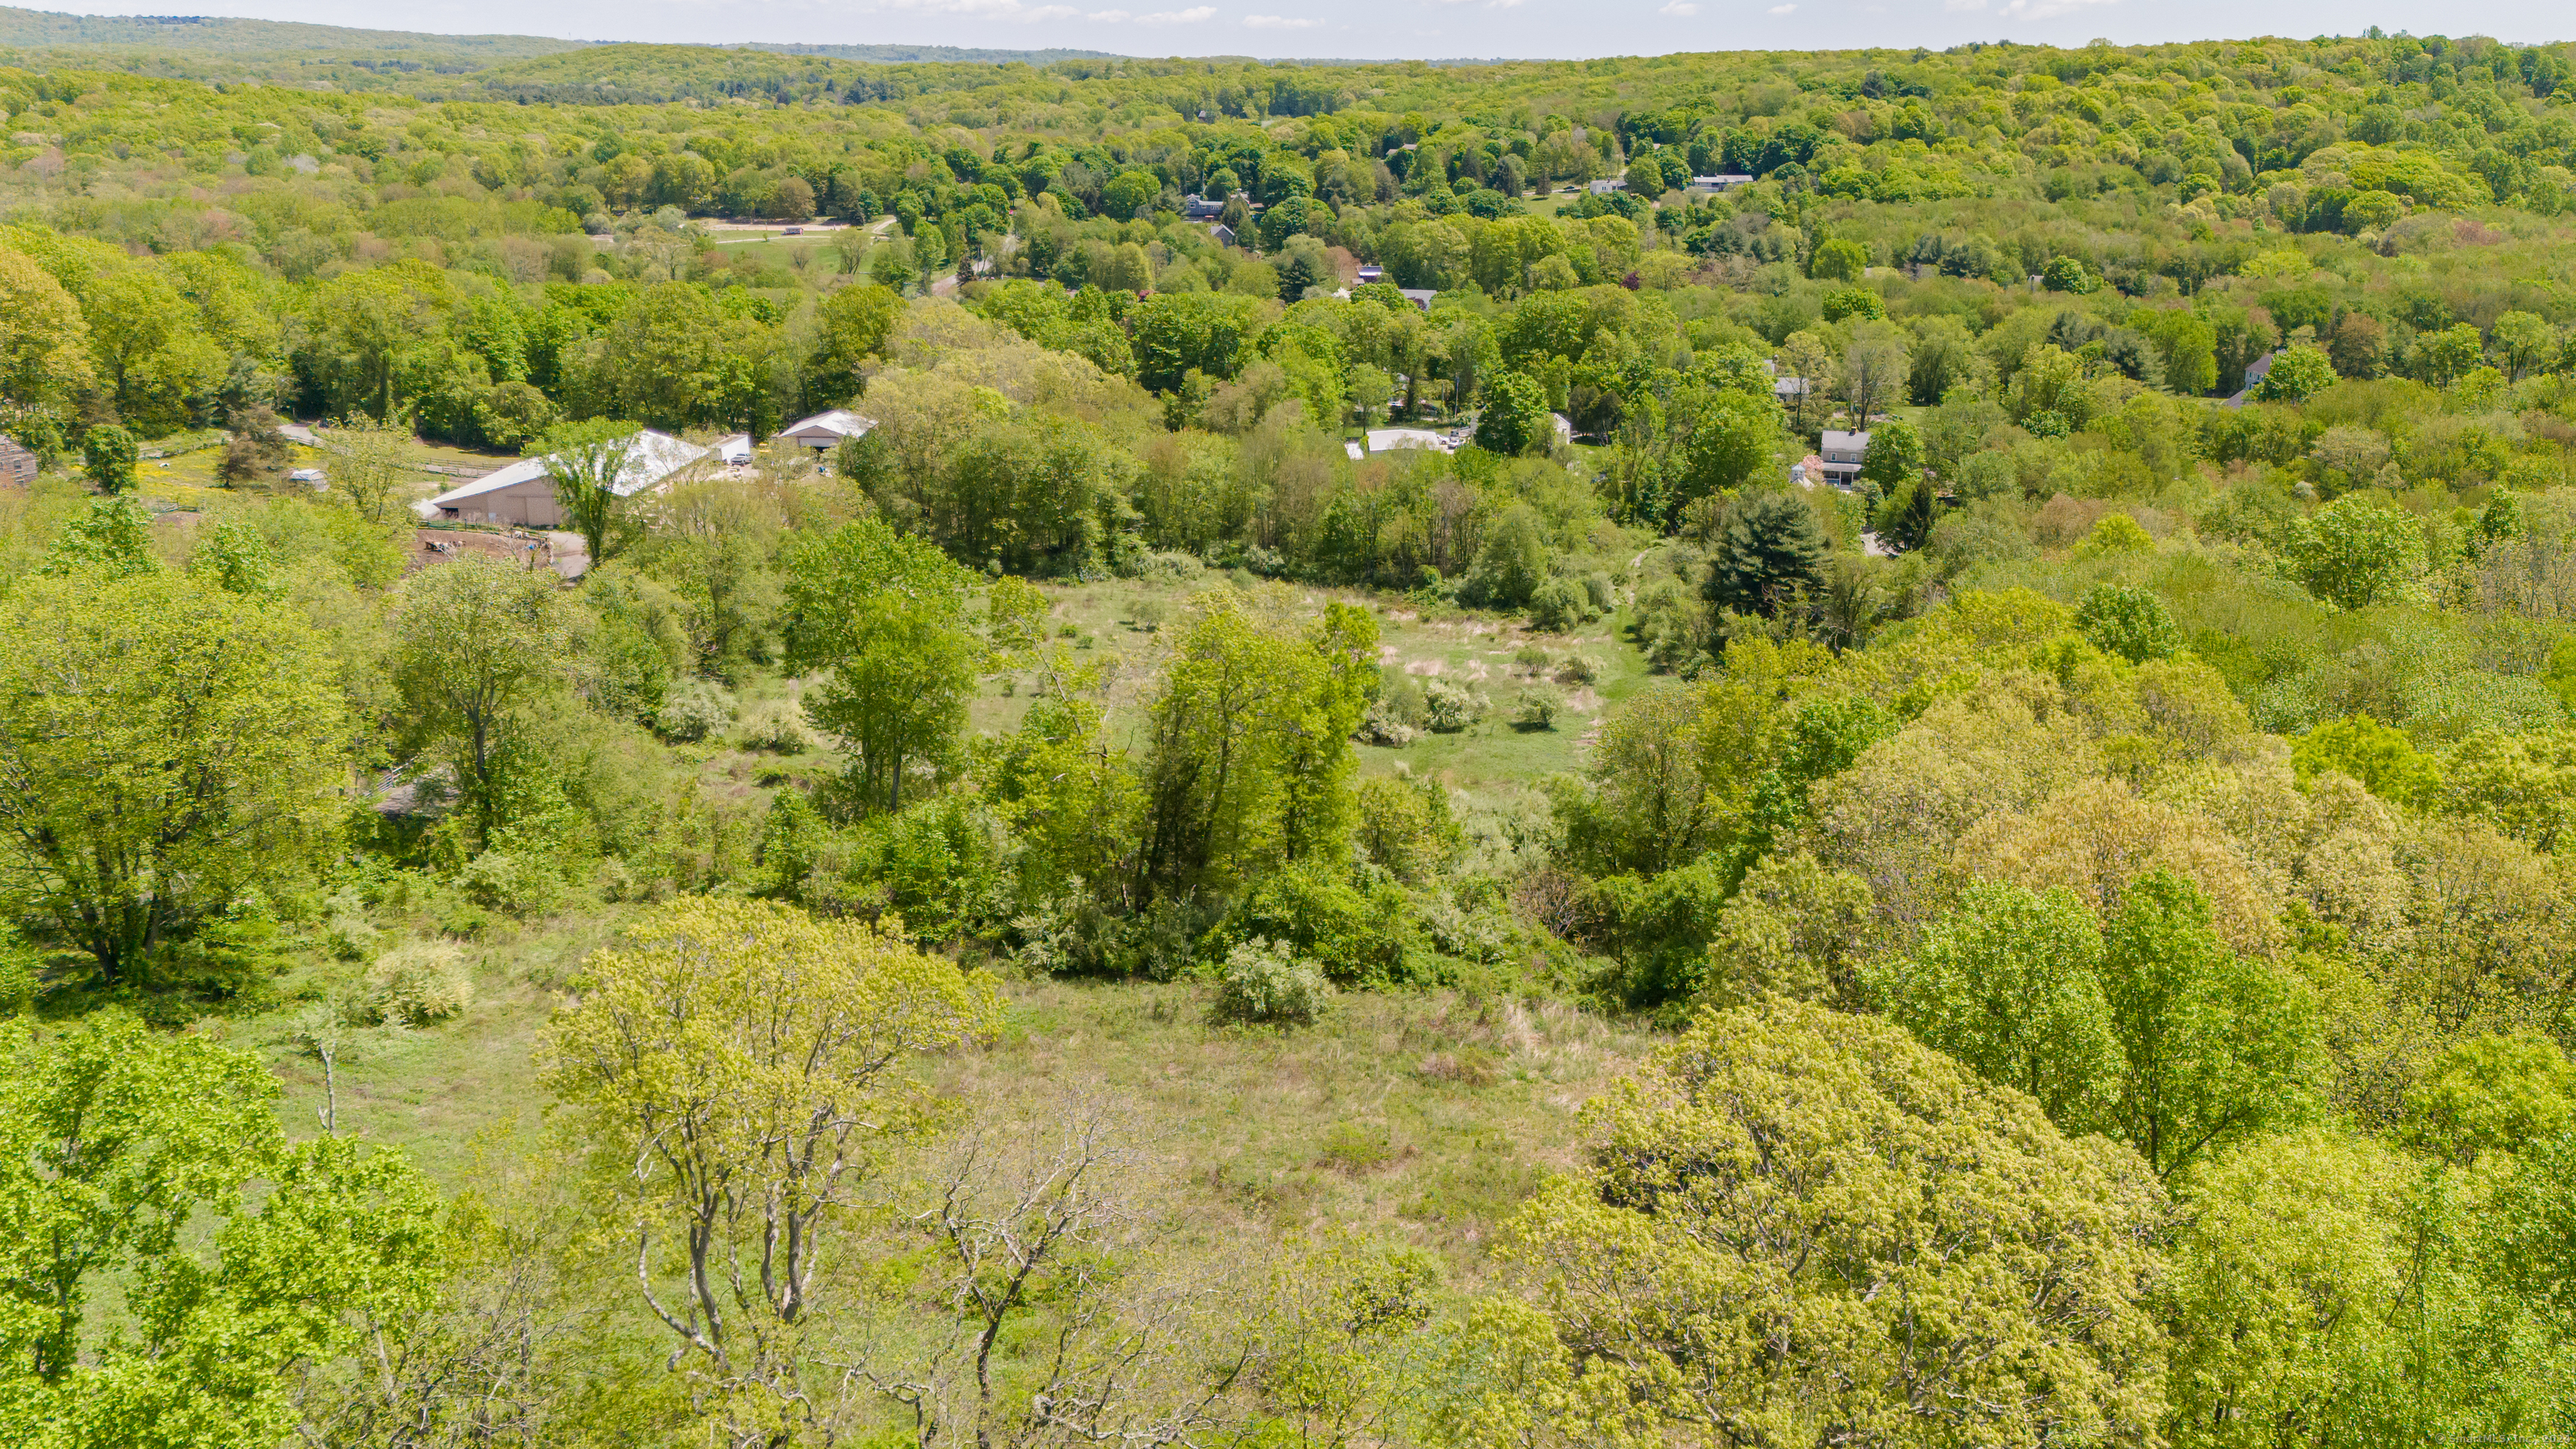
{"left": 210, "top": 560, "right": 1653, "bottom": 1280}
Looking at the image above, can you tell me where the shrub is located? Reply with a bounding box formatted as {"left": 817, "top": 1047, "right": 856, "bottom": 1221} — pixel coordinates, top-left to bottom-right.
{"left": 1317, "top": 1119, "right": 1393, "bottom": 1171}
{"left": 1633, "top": 576, "right": 1712, "bottom": 671}
{"left": 1213, "top": 938, "right": 1333, "bottom": 1026}
{"left": 1514, "top": 686, "right": 1564, "bottom": 730}
{"left": 594, "top": 857, "right": 650, "bottom": 903}
{"left": 734, "top": 704, "right": 814, "bottom": 754}
{"left": 430, "top": 893, "right": 491, "bottom": 938}
{"left": 1012, "top": 881, "right": 1133, "bottom": 977}
{"left": 1357, "top": 697, "right": 1421, "bottom": 746}
{"left": 1528, "top": 576, "right": 1592, "bottom": 631}
{"left": 1514, "top": 642, "right": 1552, "bottom": 670}
{"left": 1136, "top": 549, "right": 1204, "bottom": 582}
{"left": 350, "top": 941, "right": 475, "bottom": 1026}
{"left": 2071, "top": 513, "right": 2154, "bottom": 558}
{"left": 1354, "top": 772, "right": 1461, "bottom": 882}
{"left": 1212, "top": 862, "right": 1428, "bottom": 987}
{"left": 153, "top": 891, "right": 291, "bottom": 1000}
{"left": 320, "top": 887, "right": 381, "bottom": 961}
{"left": 655, "top": 678, "right": 738, "bottom": 742}
{"left": 1555, "top": 652, "right": 1602, "bottom": 685}
{"left": 458, "top": 849, "right": 563, "bottom": 918}
{"left": 325, "top": 910, "right": 382, "bottom": 962}
{"left": 1378, "top": 668, "right": 1430, "bottom": 724}
{"left": 1422, "top": 678, "right": 1488, "bottom": 732}
{"left": 1130, "top": 599, "right": 1168, "bottom": 631}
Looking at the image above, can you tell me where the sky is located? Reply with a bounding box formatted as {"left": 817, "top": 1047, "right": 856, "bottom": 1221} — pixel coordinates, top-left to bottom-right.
{"left": 40, "top": 0, "right": 2576, "bottom": 60}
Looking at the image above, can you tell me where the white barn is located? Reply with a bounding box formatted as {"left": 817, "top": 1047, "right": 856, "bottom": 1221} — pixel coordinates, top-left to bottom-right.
{"left": 421, "top": 430, "right": 711, "bottom": 527}
{"left": 776, "top": 408, "right": 876, "bottom": 451}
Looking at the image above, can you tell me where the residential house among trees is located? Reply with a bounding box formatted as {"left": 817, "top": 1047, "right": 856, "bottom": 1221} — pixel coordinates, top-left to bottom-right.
{"left": 1819, "top": 428, "right": 1871, "bottom": 488}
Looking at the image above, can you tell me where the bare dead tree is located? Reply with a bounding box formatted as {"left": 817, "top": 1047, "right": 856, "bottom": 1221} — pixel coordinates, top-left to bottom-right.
{"left": 292, "top": 1150, "right": 612, "bottom": 1449}
{"left": 849, "top": 1095, "right": 1259, "bottom": 1449}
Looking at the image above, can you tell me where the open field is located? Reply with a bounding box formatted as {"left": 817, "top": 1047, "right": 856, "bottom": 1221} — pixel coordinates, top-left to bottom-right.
{"left": 187, "top": 562, "right": 1659, "bottom": 1279}
{"left": 247, "top": 943, "right": 1649, "bottom": 1280}
{"left": 979, "top": 573, "right": 1651, "bottom": 813}
{"left": 135, "top": 434, "right": 512, "bottom": 496}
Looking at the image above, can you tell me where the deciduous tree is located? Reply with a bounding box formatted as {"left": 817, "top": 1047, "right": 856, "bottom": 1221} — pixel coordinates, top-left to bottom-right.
{"left": 0, "top": 246, "right": 93, "bottom": 411}
{"left": 81, "top": 423, "right": 136, "bottom": 495}
{"left": 2101, "top": 871, "right": 2316, "bottom": 1177}
{"left": 0, "top": 569, "right": 345, "bottom": 982}
{"left": 1494, "top": 998, "right": 2170, "bottom": 1448}
{"left": 539, "top": 896, "right": 998, "bottom": 1448}
{"left": 0, "top": 1014, "right": 443, "bottom": 1447}
{"left": 1473, "top": 371, "right": 1550, "bottom": 456}
{"left": 538, "top": 418, "right": 649, "bottom": 566}
{"left": 785, "top": 517, "right": 982, "bottom": 814}
{"left": 389, "top": 553, "right": 576, "bottom": 844}
{"left": 1873, "top": 880, "right": 2123, "bottom": 1131}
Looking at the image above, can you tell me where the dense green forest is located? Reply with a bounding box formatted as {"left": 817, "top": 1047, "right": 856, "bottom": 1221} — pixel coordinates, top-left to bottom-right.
{"left": 8, "top": 22, "right": 2576, "bottom": 1449}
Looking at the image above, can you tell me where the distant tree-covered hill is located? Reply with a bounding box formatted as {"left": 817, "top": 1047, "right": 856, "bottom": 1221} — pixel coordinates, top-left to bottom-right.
{"left": 739, "top": 42, "right": 1125, "bottom": 65}
{"left": 0, "top": 4, "right": 581, "bottom": 58}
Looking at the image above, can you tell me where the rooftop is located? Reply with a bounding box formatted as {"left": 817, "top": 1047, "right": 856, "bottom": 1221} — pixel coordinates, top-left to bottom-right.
{"left": 780, "top": 408, "right": 875, "bottom": 439}
{"left": 427, "top": 429, "right": 709, "bottom": 512}
{"left": 1366, "top": 427, "right": 1461, "bottom": 454}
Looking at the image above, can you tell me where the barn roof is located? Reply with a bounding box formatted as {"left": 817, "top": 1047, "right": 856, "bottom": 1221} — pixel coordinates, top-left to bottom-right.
{"left": 428, "top": 429, "right": 709, "bottom": 511}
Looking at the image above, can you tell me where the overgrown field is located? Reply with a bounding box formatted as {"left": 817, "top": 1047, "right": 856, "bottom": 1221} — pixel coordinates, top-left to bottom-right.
{"left": 13, "top": 21, "right": 2576, "bottom": 1449}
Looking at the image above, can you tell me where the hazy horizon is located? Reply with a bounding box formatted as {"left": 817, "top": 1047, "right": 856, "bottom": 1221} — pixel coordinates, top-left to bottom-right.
{"left": 19, "top": 0, "right": 2573, "bottom": 64}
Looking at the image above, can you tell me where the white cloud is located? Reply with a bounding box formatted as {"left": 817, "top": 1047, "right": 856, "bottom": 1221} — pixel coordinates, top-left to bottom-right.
{"left": 1243, "top": 12, "right": 1325, "bottom": 23}
{"left": 1765, "top": 3, "right": 1794, "bottom": 11}
{"left": 1086, "top": 8, "right": 1129, "bottom": 16}
{"left": 1994, "top": 0, "right": 2114, "bottom": 16}
{"left": 1944, "top": 0, "right": 1985, "bottom": 10}
{"left": 1659, "top": 1, "right": 1696, "bottom": 13}
{"left": 1137, "top": 4, "right": 1216, "bottom": 18}
{"left": 865, "top": 0, "right": 1041, "bottom": 16}
{"left": 861, "top": 0, "right": 1112, "bottom": 19}
{"left": 1425, "top": 0, "right": 1522, "bottom": 9}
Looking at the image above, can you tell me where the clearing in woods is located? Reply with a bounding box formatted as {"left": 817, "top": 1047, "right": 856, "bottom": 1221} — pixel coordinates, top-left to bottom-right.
{"left": 247, "top": 568, "right": 1659, "bottom": 1280}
